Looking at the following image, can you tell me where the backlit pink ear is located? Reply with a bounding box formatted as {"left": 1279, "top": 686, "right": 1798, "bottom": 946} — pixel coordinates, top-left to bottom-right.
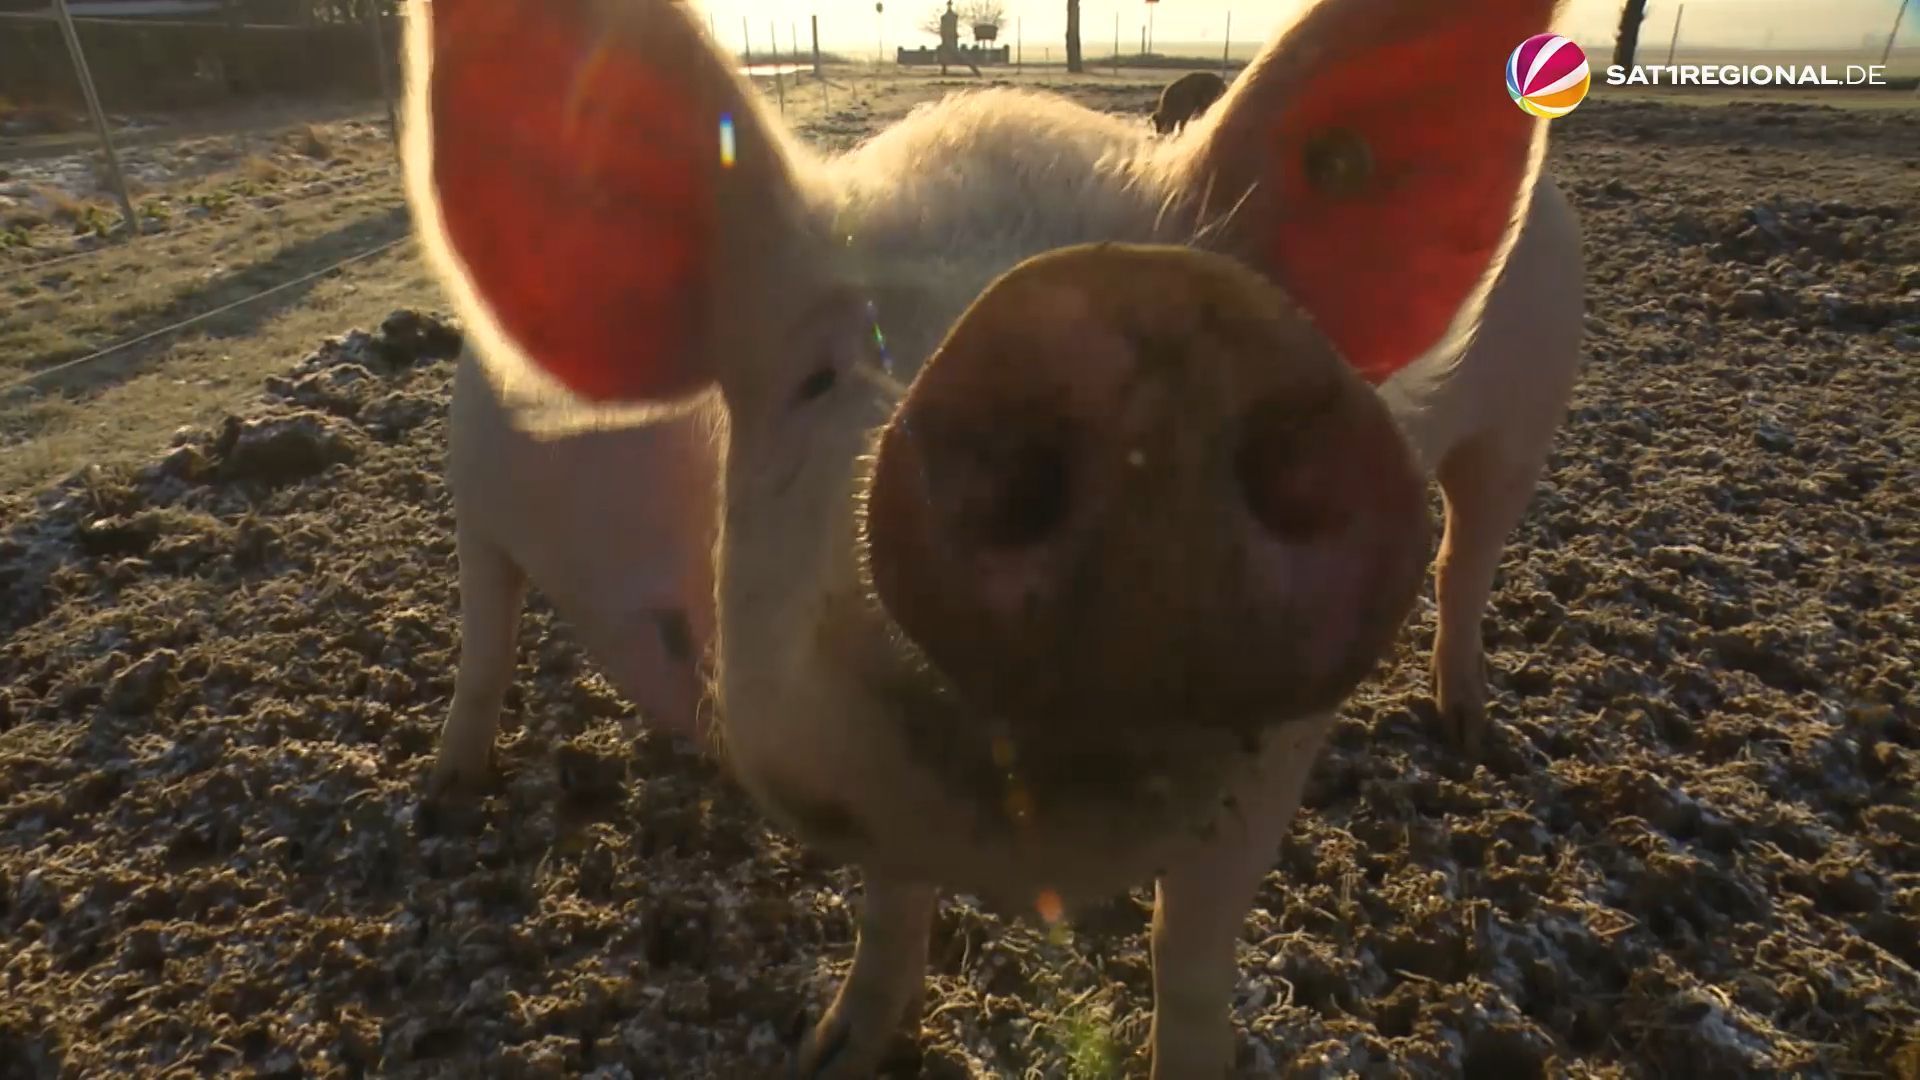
{"left": 1180, "top": 0, "right": 1565, "bottom": 385}
{"left": 415, "top": 0, "right": 794, "bottom": 403}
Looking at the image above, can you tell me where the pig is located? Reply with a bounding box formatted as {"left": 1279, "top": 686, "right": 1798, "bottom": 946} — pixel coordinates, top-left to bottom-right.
{"left": 403, "top": 0, "right": 1587, "bottom": 1075}
{"left": 1151, "top": 70, "right": 1228, "bottom": 135}
{"left": 430, "top": 354, "right": 721, "bottom": 792}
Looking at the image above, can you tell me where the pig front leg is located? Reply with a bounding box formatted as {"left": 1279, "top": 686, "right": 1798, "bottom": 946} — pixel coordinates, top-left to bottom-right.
{"left": 430, "top": 525, "right": 528, "bottom": 794}
{"left": 1147, "top": 715, "right": 1333, "bottom": 1079}
{"left": 1423, "top": 177, "right": 1586, "bottom": 760}
{"left": 1430, "top": 427, "right": 1559, "bottom": 759}
{"left": 795, "top": 878, "right": 939, "bottom": 1079}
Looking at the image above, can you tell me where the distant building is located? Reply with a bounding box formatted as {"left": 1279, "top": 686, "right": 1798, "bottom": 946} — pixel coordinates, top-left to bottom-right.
{"left": 0, "top": 1, "right": 219, "bottom": 13}
{"left": 0, "top": 1, "right": 303, "bottom": 20}
{"left": 74, "top": 1, "right": 225, "bottom": 13}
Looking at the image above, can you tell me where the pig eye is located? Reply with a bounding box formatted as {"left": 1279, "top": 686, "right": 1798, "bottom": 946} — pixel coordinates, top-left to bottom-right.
{"left": 793, "top": 366, "right": 838, "bottom": 404}
{"left": 1301, "top": 129, "right": 1372, "bottom": 197}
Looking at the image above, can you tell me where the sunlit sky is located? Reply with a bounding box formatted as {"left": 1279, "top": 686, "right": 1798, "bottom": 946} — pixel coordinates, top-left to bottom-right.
{"left": 687, "top": 0, "right": 1919, "bottom": 58}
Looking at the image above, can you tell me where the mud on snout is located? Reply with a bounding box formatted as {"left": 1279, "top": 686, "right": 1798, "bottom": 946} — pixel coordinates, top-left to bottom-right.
{"left": 846, "top": 242, "right": 1435, "bottom": 853}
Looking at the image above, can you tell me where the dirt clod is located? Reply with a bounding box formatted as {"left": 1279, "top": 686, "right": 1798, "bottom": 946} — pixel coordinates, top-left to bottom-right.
{"left": 213, "top": 410, "right": 360, "bottom": 485}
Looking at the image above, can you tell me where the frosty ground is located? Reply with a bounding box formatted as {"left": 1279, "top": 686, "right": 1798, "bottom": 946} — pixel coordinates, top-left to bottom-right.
{"left": 1, "top": 69, "right": 1917, "bottom": 1079}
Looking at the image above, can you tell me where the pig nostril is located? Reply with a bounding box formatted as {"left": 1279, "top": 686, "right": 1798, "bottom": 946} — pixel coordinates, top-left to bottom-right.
{"left": 1234, "top": 396, "right": 1343, "bottom": 543}
{"left": 967, "top": 438, "right": 1070, "bottom": 549}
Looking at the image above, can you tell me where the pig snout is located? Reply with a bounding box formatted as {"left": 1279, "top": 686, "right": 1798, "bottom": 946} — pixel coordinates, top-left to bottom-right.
{"left": 860, "top": 243, "right": 1431, "bottom": 805}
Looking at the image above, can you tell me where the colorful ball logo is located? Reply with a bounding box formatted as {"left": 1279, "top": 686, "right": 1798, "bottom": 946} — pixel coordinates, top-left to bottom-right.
{"left": 1506, "top": 33, "right": 1591, "bottom": 118}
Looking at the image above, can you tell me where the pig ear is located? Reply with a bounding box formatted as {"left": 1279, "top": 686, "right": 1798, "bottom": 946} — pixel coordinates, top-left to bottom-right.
{"left": 404, "top": 0, "right": 803, "bottom": 404}
{"left": 1177, "top": 0, "right": 1566, "bottom": 385}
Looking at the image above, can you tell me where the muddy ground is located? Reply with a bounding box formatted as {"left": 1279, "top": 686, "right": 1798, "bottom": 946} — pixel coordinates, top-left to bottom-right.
{"left": 1, "top": 84, "right": 1918, "bottom": 1080}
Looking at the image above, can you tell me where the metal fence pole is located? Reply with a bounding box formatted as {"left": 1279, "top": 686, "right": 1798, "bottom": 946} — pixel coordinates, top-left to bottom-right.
{"left": 1113, "top": 11, "right": 1119, "bottom": 73}
{"left": 1665, "top": 4, "right": 1684, "bottom": 67}
{"left": 366, "top": 1, "right": 399, "bottom": 150}
{"left": 1881, "top": 0, "right": 1910, "bottom": 68}
{"left": 1221, "top": 10, "right": 1231, "bottom": 74}
{"left": 52, "top": 0, "right": 140, "bottom": 236}
{"left": 771, "top": 19, "right": 785, "bottom": 113}
{"left": 812, "top": 15, "right": 828, "bottom": 110}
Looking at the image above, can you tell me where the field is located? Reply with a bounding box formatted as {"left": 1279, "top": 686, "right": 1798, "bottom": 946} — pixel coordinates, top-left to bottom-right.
{"left": 1, "top": 61, "right": 1918, "bottom": 1079}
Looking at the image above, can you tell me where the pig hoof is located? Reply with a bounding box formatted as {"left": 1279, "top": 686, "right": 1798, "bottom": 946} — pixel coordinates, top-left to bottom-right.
{"left": 793, "top": 1010, "right": 914, "bottom": 1079}
{"left": 1432, "top": 656, "right": 1490, "bottom": 760}
{"left": 793, "top": 1014, "right": 857, "bottom": 1079}
{"left": 426, "top": 750, "right": 497, "bottom": 800}
{"left": 1437, "top": 698, "right": 1487, "bottom": 760}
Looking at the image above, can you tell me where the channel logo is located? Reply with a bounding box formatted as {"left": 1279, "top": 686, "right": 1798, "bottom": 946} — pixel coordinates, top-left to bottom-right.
{"left": 1507, "top": 33, "right": 1592, "bottom": 118}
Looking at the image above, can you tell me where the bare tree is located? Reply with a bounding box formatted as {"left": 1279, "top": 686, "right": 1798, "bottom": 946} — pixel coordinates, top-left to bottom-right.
{"left": 922, "top": 0, "right": 1005, "bottom": 40}
{"left": 961, "top": 0, "right": 1006, "bottom": 33}
{"left": 1066, "top": 0, "right": 1083, "bottom": 72}
{"left": 1612, "top": 0, "right": 1650, "bottom": 70}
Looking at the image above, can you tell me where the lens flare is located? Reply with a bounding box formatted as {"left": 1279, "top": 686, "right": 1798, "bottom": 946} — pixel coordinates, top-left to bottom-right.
{"left": 1036, "top": 889, "right": 1064, "bottom": 925}
{"left": 868, "top": 300, "right": 893, "bottom": 373}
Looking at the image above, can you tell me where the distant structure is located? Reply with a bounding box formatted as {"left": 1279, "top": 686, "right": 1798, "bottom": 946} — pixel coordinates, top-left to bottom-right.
{"left": 936, "top": 0, "right": 981, "bottom": 75}
{"left": 901, "top": 0, "right": 1004, "bottom": 69}
{"left": 899, "top": 43, "right": 1009, "bottom": 66}
{"left": 0, "top": 1, "right": 303, "bottom": 20}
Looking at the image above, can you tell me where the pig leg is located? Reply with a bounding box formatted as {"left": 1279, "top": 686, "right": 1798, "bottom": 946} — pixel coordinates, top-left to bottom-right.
{"left": 795, "top": 878, "right": 938, "bottom": 1079}
{"left": 1147, "top": 716, "right": 1333, "bottom": 1079}
{"left": 429, "top": 524, "right": 528, "bottom": 794}
{"left": 1430, "top": 428, "right": 1554, "bottom": 758}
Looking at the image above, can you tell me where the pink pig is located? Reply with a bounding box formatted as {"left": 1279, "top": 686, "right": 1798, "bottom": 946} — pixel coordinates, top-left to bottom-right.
{"left": 405, "top": 0, "right": 1587, "bottom": 1075}
{"left": 433, "top": 354, "right": 721, "bottom": 790}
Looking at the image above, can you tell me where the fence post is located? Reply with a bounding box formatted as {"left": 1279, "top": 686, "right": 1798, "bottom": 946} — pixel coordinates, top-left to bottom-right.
{"left": 812, "top": 15, "right": 829, "bottom": 110}
{"left": 1113, "top": 11, "right": 1119, "bottom": 73}
{"left": 1882, "top": 0, "right": 1910, "bottom": 68}
{"left": 1221, "top": 10, "right": 1231, "bottom": 74}
{"left": 1665, "top": 4, "right": 1684, "bottom": 67}
{"left": 366, "top": 1, "right": 399, "bottom": 150}
{"left": 771, "top": 20, "right": 785, "bottom": 113}
{"left": 1016, "top": 17, "right": 1022, "bottom": 70}
{"left": 743, "top": 17, "right": 753, "bottom": 76}
{"left": 52, "top": 0, "right": 140, "bottom": 237}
